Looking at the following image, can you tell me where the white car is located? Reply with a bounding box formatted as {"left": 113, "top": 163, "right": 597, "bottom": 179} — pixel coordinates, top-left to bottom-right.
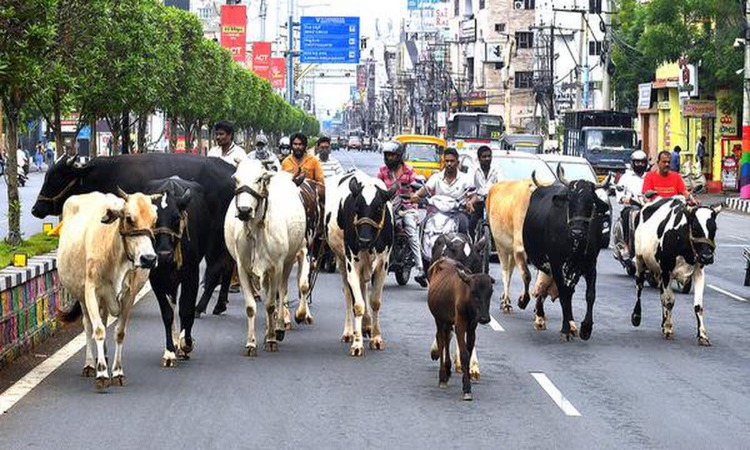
{"left": 459, "top": 149, "right": 556, "bottom": 183}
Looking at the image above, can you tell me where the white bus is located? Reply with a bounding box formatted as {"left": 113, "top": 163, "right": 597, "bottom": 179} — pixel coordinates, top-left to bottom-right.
{"left": 446, "top": 112, "right": 505, "bottom": 157}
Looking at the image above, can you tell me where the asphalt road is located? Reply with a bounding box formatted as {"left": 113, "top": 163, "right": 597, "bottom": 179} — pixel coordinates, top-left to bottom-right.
{"left": 0, "top": 168, "right": 51, "bottom": 238}
{"left": 1, "top": 150, "right": 749, "bottom": 449}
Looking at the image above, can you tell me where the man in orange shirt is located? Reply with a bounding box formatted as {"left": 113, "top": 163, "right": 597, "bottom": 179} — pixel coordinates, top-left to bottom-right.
{"left": 642, "top": 150, "right": 695, "bottom": 202}
{"left": 282, "top": 132, "right": 325, "bottom": 187}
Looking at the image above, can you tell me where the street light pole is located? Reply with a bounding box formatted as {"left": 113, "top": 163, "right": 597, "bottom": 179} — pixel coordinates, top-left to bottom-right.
{"left": 287, "top": 0, "right": 295, "bottom": 104}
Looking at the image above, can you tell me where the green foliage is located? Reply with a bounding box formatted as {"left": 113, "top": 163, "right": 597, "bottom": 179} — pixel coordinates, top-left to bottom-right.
{"left": 611, "top": 0, "right": 744, "bottom": 113}
{"left": 0, "top": 232, "right": 59, "bottom": 269}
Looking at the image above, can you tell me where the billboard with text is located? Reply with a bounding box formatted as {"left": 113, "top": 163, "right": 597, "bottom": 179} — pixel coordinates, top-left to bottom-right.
{"left": 220, "top": 5, "right": 247, "bottom": 64}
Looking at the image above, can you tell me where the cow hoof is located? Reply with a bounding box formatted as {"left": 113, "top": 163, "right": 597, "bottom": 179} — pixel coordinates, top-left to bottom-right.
{"left": 161, "top": 357, "right": 177, "bottom": 368}
{"left": 341, "top": 333, "right": 354, "bottom": 343}
{"left": 111, "top": 375, "right": 125, "bottom": 387}
{"left": 470, "top": 369, "right": 480, "bottom": 381}
{"left": 349, "top": 346, "right": 364, "bottom": 357}
{"left": 82, "top": 366, "right": 96, "bottom": 377}
{"left": 631, "top": 313, "right": 641, "bottom": 327}
{"left": 275, "top": 330, "right": 286, "bottom": 342}
{"left": 517, "top": 294, "right": 531, "bottom": 310}
{"left": 560, "top": 332, "right": 573, "bottom": 342}
{"left": 369, "top": 336, "right": 385, "bottom": 350}
{"left": 264, "top": 341, "right": 278, "bottom": 352}
{"left": 95, "top": 377, "right": 110, "bottom": 390}
{"left": 246, "top": 346, "right": 257, "bottom": 357}
{"left": 438, "top": 382, "right": 448, "bottom": 389}
{"left": 698, "top": 336, "right": 712, "bottom": 347}
{"left": 569, "top": 322, "right": 579, "bottom": 337}
{"left": 305, "top": 315, "right": 314, "bottom": 325}
{"left": 212, "top": 303, "right": 227, "bottom": 315}
{"left": 284, "top": 322, "right": 292, "bottom": 331}
{"left": 501, "top": 303, "right": 513, "bottom": 315}
{"left": 533, "top": 317, "right": 547, "bottom": 331}
{"left": 662, "top": 330, "right": 674, "bottom": 340}
{"left": 580, "top": 322, "right": 592, "bottom": 341}
{"left": 463, "top": 392, "right": 473, "bottom": 401}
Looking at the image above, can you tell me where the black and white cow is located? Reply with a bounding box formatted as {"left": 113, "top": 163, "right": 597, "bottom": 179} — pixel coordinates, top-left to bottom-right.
{"left": 632, "top": 197, "right": 721, "bottom": 346}
{"left": 325, "top": 170, "right": 395, "bottom": 356}
{"left": 523, "top": 166, "right": 611, "bottom": 341}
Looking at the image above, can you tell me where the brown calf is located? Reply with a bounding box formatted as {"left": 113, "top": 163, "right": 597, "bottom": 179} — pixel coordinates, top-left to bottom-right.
{"left": 427, "top": 257, "right": 494, "bottom": 401}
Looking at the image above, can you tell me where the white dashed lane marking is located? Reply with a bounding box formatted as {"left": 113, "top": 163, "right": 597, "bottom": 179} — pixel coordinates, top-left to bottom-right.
{"left": 531, "top": 372, "right": 581, "bottom": 417}
{"left": 707, "top": 284, "right": 748, "bottom": 303}
{"left": 488, "top": 315, "right": 505, "bottom": 332}
{"left": 0, "top": 284, "right": 152, "bottom": 416}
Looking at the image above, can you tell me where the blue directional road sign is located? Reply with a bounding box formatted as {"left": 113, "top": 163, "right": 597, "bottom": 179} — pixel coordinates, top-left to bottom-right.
{"left": 300, "top": 16, "right": 360, "bottom": 64}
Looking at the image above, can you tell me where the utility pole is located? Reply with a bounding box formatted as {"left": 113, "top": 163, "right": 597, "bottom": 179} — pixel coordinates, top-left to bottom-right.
{"left": 601, "top": 0, "right": 612, "bottom": 110}
{"left": 286, "top": 0, "right": 295, "bottom": 104}
{"left": 259, "top": 0, "right": 267, "bottom": 41}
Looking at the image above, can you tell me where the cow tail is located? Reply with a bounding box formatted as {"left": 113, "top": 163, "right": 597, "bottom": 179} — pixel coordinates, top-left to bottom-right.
{"left": 57, "top": 301, "right": 82, "bottom": 323}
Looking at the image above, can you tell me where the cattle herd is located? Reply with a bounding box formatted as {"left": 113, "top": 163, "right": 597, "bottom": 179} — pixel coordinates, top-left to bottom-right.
{"left": 32, "top": 153, "right": 722, "bottom": 400}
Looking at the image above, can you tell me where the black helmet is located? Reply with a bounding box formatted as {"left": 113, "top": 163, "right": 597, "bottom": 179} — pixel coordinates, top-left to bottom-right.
{"left": 382, "top": 141, "right": 404, "bottom": 169}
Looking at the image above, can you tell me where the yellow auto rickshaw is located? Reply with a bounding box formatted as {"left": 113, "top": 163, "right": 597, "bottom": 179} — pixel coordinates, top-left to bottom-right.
{"left": 393, "top": 135, "right": 446, "bottom": 178}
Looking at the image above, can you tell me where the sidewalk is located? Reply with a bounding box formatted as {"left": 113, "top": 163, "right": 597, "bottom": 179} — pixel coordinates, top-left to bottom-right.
{"left": 695, "top": 192, "right": 750, "bottom": 214}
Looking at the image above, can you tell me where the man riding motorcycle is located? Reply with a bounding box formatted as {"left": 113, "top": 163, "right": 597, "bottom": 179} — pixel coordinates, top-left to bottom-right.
{"left": 468, "top": 145, "right": 500, "bottom": 241}
{"left": 278, "top": 136, "right": 291, "bottom": 161}
{"left": 615, "top": 150, "right": 648, "bottom": 263}
{"left": 377, "top": 141, "right": 426, "bottom": 286}
{"left": 248, "top": 133, "right": 281, "bottom": 172}
{"left": 642, "top": 150, "right": 695, "bottom": 202}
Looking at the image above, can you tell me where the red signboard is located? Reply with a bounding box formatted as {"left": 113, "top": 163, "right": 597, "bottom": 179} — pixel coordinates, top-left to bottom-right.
{"left": 270, "top": 58, "right": 286, "bottom": 89}
{"left": 252, "top": 41, "right": 272, "bottom": 80}
{"left": 220, "top": 5, "right": 247, "bottom": 64}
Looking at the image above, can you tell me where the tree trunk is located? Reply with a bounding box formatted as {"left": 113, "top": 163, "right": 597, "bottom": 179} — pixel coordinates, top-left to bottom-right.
{"left": 121, "top": 111, "right": 130, "bottom": 154}
{"left": 169, "top": 113, "right": 178, "bottom": 153}
{"left": 185, "top": 122, "right": 194, "bottom": 154}
{"left": 54, "top": 103, "right": 63, "bottom": 158}
{"left": 137, "top": 115, "right": 147, "bottom": 154}
{"left": 0, "top": 99, "right": 4, "bottom": 157}
{"left": 196, "top": 120, "right": 203, "bottom": 155}
{"left": 89, "top": 117, "right": 98, "bottom": 157}
{"left": 5, "top": 102, "right": 22, "bottom": 246}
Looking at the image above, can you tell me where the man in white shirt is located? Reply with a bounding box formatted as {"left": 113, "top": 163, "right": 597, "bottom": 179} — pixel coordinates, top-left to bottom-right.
{"left": 411, "top": 147, "right": 474, "bottom": 234}
{"left": 468, "top": 145, "right": 500, "bottom": 240}
{"left": 315, "top": 136, "right": 344, "bottom": 178}
{"left": 207, "top": 120, "right": 246, "bottom": 168}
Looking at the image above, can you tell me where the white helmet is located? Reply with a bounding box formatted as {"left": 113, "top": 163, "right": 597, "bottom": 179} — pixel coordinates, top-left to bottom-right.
{"left": 630, "top": 150, "right": 648, "bottom": 175}
{"left": 255, "top": 134, "right": 268, "bottom": 146}
{"left": 279, "top": 136, "right": 290, "bottom": 148}
{"left": 631, "top": 150, "right": 647, "bottom": 162}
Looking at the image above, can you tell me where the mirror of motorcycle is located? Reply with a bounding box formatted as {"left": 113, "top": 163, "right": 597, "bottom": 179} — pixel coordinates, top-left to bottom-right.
{"left": 459, "top": 164, "right": 469, "bottom": 174}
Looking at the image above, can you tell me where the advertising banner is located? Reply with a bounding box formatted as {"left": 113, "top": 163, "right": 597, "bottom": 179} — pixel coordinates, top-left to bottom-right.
{"left": 270, "top": 57, "right": 286, "bottom": 89}
{"left": 220, "top": 5, "right": 247, "bottom": 64}
{"left": 252, "top": 41, "right": 272, "bottom": 80}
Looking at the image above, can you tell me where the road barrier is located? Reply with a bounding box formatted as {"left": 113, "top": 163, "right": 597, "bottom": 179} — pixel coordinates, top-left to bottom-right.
{"left": 0, "top": 252, "right": 73, "bottom": 369}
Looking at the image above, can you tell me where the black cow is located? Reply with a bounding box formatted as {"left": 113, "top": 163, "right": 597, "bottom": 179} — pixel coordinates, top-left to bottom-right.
{"left": 523, "top": 166, "right": 611, "bottom": 341}
{"left": 32, "top": 154, "right": 236, "bottom": 315}
{"left": 632, "top": 198, "right": 722, "bottom": 346}
{"left": 431, "top": 232, "right": 487, "bottom": 274}
{"left": 145, "top": 177, "right": 211, "bottom": 366}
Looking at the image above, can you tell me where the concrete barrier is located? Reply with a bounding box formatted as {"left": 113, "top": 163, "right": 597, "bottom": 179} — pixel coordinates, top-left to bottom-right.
{"left": 0, "top": 251, "right": 73, "bottom": 369}
{"left": 725, "top": 197, "right": 750, "bottom": 214}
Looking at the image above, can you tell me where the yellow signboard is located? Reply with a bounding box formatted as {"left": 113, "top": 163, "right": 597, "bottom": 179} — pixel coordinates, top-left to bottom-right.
{"left": 13, "top": 253, "right": 27, "bottom": 267}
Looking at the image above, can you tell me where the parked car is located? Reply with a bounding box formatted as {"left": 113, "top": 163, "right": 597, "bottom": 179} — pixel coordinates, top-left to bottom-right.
{"left": 539, "top": 153, "right": 612, "bottom": 249}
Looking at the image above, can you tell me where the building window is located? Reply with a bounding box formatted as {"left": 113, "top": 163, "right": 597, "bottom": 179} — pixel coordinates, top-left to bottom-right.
{"left": 515, "top": 32, "right": 533, "bottom": 49}
{"left": 495, "top": 23, "right": 506, "bottom": 33}
{"left": 455, "top": 0, "right": 459, "bottom": 16}
{"left": 198, "top": 7, "right": 212, "bottom": 19}
{"left": 479, "top": 0, "right": 485, "bottom": 9}
{"left": 514, "top": 0, "right": 534, "bottom": 9}
{"left": 589, "top": 40, "right": 602, "bottom": 56}
{"left": 589, "top": 0, "right": 602, "bottom": 14}
{"left": 515, "top": 71, "right": 533, "bottom": 89}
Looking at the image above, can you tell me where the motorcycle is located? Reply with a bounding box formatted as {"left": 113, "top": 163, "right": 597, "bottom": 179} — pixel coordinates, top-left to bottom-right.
{"left": 419, "top": 187, "right": 475, "bottom": 273}
{"left": 682, "top": 160, "right": 706, "bottom": 194}
{"left": 388, "top": 179, "right": 425, "bottom": 286}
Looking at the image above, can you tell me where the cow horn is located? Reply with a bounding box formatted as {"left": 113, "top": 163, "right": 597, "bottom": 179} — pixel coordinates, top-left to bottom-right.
{"left": 65, "top": 155, "right": 76, "bottom": 166}
{"left": 116, "top": 186, "right": 130, "bottom": 201}
{"left": 596, "top": 172, "right": 613, "bottom": 190}
{"left": 556, "top": 164, "right": 570, "bottom": 186}
{"left": 530, "top": 170, "right": 553, "bottom": 188}
{"left": 456, "top": 265, "right": 472, "bottom": 285}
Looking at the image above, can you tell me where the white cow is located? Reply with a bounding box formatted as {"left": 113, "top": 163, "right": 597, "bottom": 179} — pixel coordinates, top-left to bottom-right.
{"left": 325, "top": 171, "right": 395, "bottom": 356}
{"left": 57, "top": 190, "right": 160, "bottom": 389}
{"left": 224, "top": 159, "right": 311, "bottom": 355}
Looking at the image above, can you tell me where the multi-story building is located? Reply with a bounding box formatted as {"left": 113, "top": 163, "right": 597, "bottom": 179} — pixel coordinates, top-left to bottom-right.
{"left": 448, "top": 0, "right": 536, "bottom": 133}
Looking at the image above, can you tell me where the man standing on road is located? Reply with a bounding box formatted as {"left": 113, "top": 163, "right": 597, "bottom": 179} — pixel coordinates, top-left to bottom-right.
{"left": 316, "top": 136, "right": 344, "bottom": 178}
{"left": 696, "top": 136, "right": 706, "bottom": 169}
{"left": 670, "top": 145, "right": 682, "bottom": 172}
{"left": 468, "top": 145, "right": 500, "bottom": 241}
{"left": 207, "top": 120, "right": 246, "bottom": 167}
{"left": 207, "top": 120, "right": 245, "bottom": 300}
{"left": 643, "top": 150, "right": 694, "bottom": 201}
{"left": 377, "top": 141, "right": 426, "bottom": 286}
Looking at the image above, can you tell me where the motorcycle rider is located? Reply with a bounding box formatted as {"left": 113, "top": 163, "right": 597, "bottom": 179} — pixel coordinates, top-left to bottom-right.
{"left": 278, "top": 136, "right": 291, "bottom": 161}
{"left": 616, "top": 150, "right": 648, "bottom": 259}
{"left": 468, "top": 145, "right": 500, "bottom": 241}
{"left": 248, "top": 133, "right": 280, "bottom": 171}
{"left": 643, "top": 150, "right": 695, "bottom": 202}
{"left": 377, "top": 141, "right": 427, "bottom": 286}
